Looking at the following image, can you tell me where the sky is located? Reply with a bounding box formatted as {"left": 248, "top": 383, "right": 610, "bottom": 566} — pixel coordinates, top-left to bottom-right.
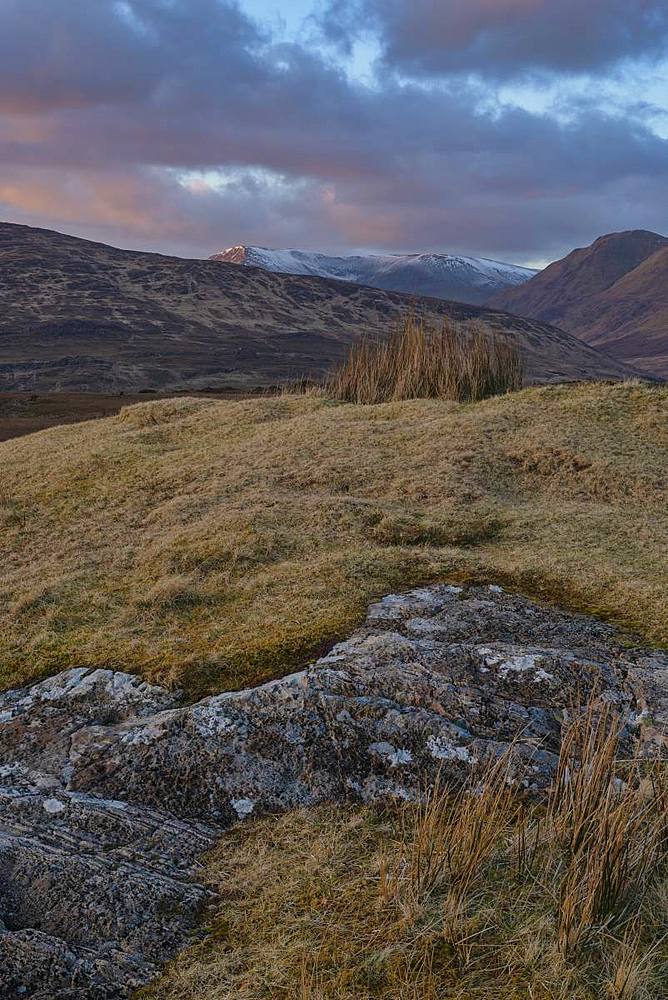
{"left": 1, "top": 0, "right": 667, "bottom": 266}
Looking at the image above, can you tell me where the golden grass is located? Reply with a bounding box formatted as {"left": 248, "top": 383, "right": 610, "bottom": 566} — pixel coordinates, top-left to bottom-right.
{"left": 548, "top": 703, "right": 663, "bottom": 957}
{"left": 322, "top": 316, "right": 524, "bottom": 403}
{"left": 0, "top": 381, "right": 666, "bottom": 695}
{"left": 141, "top": 708, "right": 668, "bottom": 1000}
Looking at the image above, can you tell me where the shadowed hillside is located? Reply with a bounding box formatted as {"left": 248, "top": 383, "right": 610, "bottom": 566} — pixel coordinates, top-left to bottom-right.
{"left": 0, "top": 222, "right": 642, "bottom": 390}
{"left": 490, "top": 230, "right": 668, "bottom": 377}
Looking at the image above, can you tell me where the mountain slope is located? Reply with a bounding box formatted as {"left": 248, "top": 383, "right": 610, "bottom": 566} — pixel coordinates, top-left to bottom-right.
{"left": 568, "top": 245, "right": 668, "bottom": 375}
{"left": 489, "top": 230, "right": 668, "bottom": 376}
{"left": 211, "top": 245, "right": 537, "bottom": 305}
{"left": 0, "top": 222, "right": 637, "bottom": 391}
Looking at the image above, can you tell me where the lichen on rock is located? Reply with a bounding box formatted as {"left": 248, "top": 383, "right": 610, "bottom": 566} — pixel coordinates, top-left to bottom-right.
{"left": 1, "top": 583, "right": 667, "bottom": 998}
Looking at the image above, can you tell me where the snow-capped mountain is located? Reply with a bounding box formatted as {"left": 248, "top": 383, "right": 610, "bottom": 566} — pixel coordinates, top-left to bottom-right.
{"left": 210, "top": 245, "right": 538, "bottom": 305}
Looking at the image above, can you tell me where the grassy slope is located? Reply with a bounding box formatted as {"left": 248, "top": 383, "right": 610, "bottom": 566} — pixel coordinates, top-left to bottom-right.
{"left": 0, "top": 382, "right": 666, "bottom": 696}
{"left": 143, "top": 803, "right": 668, "bottom": 1000}
{"left": 2, "top": 381, "right": 667, "bottom": 999}
{"left": 0, "top": 389, "right": 262, "bottom": 442}
{"left": 144, "top": 710, "right": 668, "bottom": 999}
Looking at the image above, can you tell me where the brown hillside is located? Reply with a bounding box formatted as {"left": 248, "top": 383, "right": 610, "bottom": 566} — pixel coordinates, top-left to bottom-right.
{"left": 0, "top": 382, "right": 666, "bottom": 696}
{"left": 576, "top": 245, "right": 668, "bottom": 374}
{"left": 0, "top": 222, "right": 640, "bottom": 390}
{"left": 490, "top": 230, "right": 668, "bottom": 376}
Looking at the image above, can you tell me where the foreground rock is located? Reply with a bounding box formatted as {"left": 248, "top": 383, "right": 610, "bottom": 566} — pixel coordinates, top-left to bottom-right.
{"left": 1, "top": 584, "right": 667, "bottom": 998}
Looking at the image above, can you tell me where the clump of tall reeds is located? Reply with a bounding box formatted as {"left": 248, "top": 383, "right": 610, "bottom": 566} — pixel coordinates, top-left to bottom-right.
{"left": 371, "top": 704, "right": 668, "bottom": 994}
{"left": 548, "top": 702, "right": 664, "bottom": 957}
{"left": 323, "top": 315, "right": 524, "bottom": 404}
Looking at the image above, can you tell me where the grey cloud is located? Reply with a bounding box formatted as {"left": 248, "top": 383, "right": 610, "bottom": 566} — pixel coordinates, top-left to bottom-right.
{"left": 319, "top": 0, "right": 668, "bottom": 79}
{"left": 0, "top": 0, "right": 265, "bottom": 112}
{"left": 0, "top": 0, "right": 667, "bottom": 262}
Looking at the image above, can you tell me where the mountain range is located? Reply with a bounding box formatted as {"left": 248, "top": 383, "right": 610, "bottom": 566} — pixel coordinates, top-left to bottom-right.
{"left": 0, "top": 222, "right": 638, "bottom": 392}
{"left": 211, "top": 245, "right": 537, "bottom": 306}
{"left": 490, "top": 230, "right": 668, "bottom": 377}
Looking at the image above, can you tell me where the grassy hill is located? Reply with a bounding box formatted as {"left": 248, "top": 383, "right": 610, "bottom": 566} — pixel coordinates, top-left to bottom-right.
{"left": 144, "top": 792, "right": 668, "bottom": 1000}
{"left": 0, "top": 381, "right": 666, "bottom": 696}
{"left": 2, "top": 379, "right": 668, "bottom": 1000}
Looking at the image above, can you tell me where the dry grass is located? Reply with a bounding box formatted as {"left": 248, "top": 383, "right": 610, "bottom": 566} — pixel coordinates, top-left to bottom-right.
{"left": 0, "top": 381, "right": 666, "bottom": 695}
{"left": 322, "top": 316, "right": 523, "bottom": 403}
{"left": 548, "top": 704, "right": 662, "bottom": 957}
{"left": 142, "top": 708, "right": 668, "bottom": 1000}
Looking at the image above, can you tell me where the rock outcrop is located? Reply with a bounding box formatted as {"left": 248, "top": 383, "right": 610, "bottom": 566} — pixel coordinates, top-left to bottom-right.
{"left": 1, "top": 584, "right": 667, "bottom": 998}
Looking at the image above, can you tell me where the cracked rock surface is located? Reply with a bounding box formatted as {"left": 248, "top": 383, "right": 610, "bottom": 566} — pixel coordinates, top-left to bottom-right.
{"left": 1, "top": 584, "right": 667, "bottom": 998}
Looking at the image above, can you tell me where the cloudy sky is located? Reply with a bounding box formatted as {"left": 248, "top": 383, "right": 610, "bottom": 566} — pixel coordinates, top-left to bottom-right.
{"left": 1, "top": 0, "right": 667, "bottom": 265}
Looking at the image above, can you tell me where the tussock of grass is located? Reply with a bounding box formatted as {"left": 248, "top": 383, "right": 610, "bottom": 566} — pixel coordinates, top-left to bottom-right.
{"left": 548, "top": 703, "right": 663, "bottom": 958}
{"left": 0, "top": 382, "right": 666, "bottom": 695}
{"left": 142, "top": 707, "right": 668, "bottom": 1000}
{"left": 322, "top": 316, "right": 523, "bottom": 404}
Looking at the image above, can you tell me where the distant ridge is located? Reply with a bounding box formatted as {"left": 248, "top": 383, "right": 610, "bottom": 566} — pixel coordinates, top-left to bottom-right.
{"left": 489, "top": 230, "right": 668, "bottom": 377}
{"left": 210, "top": 244, "right": 537, "bottom": 306}
{"left": 0, "top": 222, "right": 643, "bottom": 391}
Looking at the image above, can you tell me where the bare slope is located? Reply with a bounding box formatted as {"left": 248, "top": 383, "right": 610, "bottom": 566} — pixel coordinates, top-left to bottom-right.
{"left": 0, "top": 382, "right": 665, "bottom": 696}
{"left": 490, "top": 230, "right": 668, "bottom": 377}
{"left": 0, "top": 222, "right": 638, "bottom": 390}
{"left": 574, "top": 245, "right": 668, "bottom": 375}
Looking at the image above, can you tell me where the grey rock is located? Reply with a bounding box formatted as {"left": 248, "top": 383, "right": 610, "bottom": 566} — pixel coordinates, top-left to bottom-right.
{"left": 1, "top": 584, "right": 666, "bottom": 998}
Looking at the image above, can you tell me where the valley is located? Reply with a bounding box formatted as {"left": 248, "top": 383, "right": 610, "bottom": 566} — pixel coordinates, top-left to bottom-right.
{"left": 2, "top": 3, "right": 668, "bottom": 997}
{"left": 0, "top": 389, "right": 267, "bottom": 442}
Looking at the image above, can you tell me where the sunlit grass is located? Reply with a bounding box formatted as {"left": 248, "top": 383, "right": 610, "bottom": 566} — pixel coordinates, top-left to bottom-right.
{"left": 0, "top": 381, "right": 666, "bottom": 696}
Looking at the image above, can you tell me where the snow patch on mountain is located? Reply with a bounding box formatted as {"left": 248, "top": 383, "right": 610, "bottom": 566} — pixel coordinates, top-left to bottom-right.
{"left": 210, "top": 245, "right": 538, "bottom": 305}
